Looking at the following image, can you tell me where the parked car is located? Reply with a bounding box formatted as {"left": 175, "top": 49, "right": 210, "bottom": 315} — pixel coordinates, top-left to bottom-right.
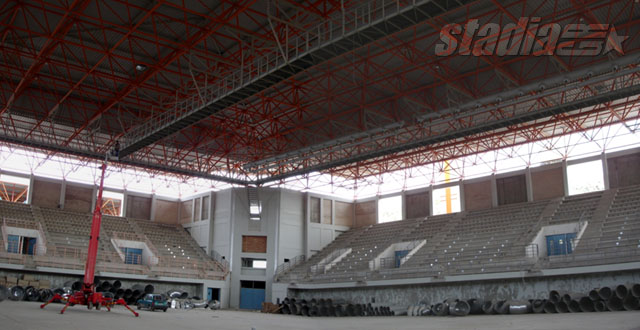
{"left": 137, "top": 294, "right": 168, "bottom": 312}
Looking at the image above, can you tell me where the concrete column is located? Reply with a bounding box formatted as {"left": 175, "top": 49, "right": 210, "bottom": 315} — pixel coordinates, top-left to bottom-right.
{"left": 490, "top": 173, "right": 498, "bottom": 207}
{"left": 602, "top": 153, "right": 610, "bottom": 190}
{"left": 333, "top": 199, "right": 337, "bottom": 225}
{"left": 375, "top": 196, "right": 379, "bottom": 224}
{"left": 150, "top": 194, "right": 157, "bottom": 221}
{"left": 458, "top": 181, "right": 465, "bottom": 212}
{"left": 59, "top": 180, "right": 66, "bottom": 209}
{"left": 27, "top": 175, "right": 34, "bottom": 204}
{"left": 318, "top": 197, "right": 324, "bottom": 227}
{"left": 562, "top": 159, "right": 569, "bottom": 197}
{"left": 428, "top": 185, "right": 434, "bottom": 216}
{"left": 91, "top": 186, "right": 97, "bottom": 211}
{"left": 401, "top": 191, "right": 407, "bottom": 220}
{"left": 305, "top": 193, "right": 310, "bottom": 257}
{"left": 525, "top": 167, "right": 534, "bottom": 202}
{"left": 121, "top": 190, "right": 128, "bottom": 217}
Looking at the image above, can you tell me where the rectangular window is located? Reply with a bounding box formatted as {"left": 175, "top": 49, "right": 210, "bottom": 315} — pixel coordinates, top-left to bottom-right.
{"left": 121, "top": 247, "right": 143, "bottom": 264}
{"left": 310, "top": 197, "right": 320, "bottom": 223}
{"left": 242, "top": 258, "right": 267, "bottom": 269}
{"left": 7, "top": 234, "right": 19, "bottom": 253}
{"left": 0, "top": 174, "right": 30, "bottom": 203}
{"left": 202, "top": 196, "right": 210, "bottom": 220}
{"left": 567, "top": 160, "right": 604, "bottom": 195}
{"left": 102, "top": 191, "right": 123, "bottom": 216}
{"left": 432, "top": 185, "right": 461, "bottom": 215}
{"left": 194, "top": 198, "right": 201, "bottom": 222}
{"left": 378, "top": 195, "right": 402, "bottom": 223}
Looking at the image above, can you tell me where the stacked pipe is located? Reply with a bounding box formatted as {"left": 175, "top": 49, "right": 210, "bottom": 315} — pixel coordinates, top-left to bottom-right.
{"left": 540, "top": 284, "right": 640, "bottom": 314}
{"left": 399, "top": 282, "right": 640, "bottom": 318}
{"left": 278, "top": 297, "right": 394, "bottom": 317}
{"left": 2, "top": 278, "right": 162, "bottom": 305}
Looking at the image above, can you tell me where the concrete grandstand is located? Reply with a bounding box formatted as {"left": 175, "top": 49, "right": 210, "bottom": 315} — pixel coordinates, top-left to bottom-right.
{"left": 0, "top": 0, "right": 639, "bottom": 327}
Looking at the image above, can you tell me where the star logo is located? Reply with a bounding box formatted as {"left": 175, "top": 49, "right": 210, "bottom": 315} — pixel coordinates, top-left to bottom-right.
{"left": 603, "top": 25, "right": 628, "bottom": 55}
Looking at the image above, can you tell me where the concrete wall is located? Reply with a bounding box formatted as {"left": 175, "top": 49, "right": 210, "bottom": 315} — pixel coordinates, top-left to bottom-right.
{"left": 307, "top": 224, "right": 335, "bottom": 255}
{"left": 355, "top": 201, "right": 376, "bottom": 227}
{"left": 212, "top": 190, "right": 233, "bottom": 262}
{"left": 0, "top": 269, "right": 202, "bottom": 297}
{"left": 309, "top": 197, "right": 320, "bottom": 223}
{"left": 322, "top": 199, "right": 332, "bottom": 224}
{"left": 183, "top": 192, "right": 214, "bottom": 252}
{"left": 185, "top": 221, "right": 210, "bottom": 251}
{"left": 405, "top": 191, "right": 429, "bottom": 219}
{"left": 496, "top": 174, "right": 527, "bottom": 205}
{"left": 532, "top": 166, "right": 565, "bottom": 201}
{"left": 278, "top": 190, "right": 305, "bottom": 265}
{"left": 607, "top": 152, "right": 640, "bottom": 188}
{"left": 179, "top": 200, "right": 193, "bottom": 224}
{"left": 154, "top": 199, "right": 179, "bottom": 224}
{"left": 125, "top": 194, "right": 151, "bottom": 220}
{"left": 530, "top": 222, "right": 584, "bottom": 258}
{"left": 228, "top": 188, "right": 280, "bottom": 309}
{"left": 111, "top": 238, "right": 157, "bottom": 265}
{"left": 305, "top": 194, "right": 354, "bottom": 256}
{"left": 31, "top": 179, "right": 61, "bottom": 209}
{"left": 463, "top": 180, "right": 492, "bottom": 211}
{"left": 290, "top": 269, "right": 640, "bottom": 307}
{"left": 63, "top": 183, "right": 93, "bottom": 213}
{"left": 334, "top": 201, "right": 353, "bottom": 227}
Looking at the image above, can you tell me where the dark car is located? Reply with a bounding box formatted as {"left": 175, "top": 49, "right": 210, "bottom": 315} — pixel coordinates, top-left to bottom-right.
{"left": 137, "top": 294, "right": 168, "bottom": 312}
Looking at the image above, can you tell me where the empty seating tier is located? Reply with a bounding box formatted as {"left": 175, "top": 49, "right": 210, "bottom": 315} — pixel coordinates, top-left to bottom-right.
{"left": 279, "top": 186, "right": 640, "bottom": 283}
{"left": 0, "top": 202, "right": 226, "bottom": 280}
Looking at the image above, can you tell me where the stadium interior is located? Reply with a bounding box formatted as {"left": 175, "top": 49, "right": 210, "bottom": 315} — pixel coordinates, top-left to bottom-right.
{"left": 0, "top": 0, "right": 639, "bottom": 328}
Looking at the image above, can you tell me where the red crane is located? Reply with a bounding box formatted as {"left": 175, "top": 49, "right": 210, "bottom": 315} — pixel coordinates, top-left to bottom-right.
{"left": 41, "top": 161, "right": 139, "bottom": 316}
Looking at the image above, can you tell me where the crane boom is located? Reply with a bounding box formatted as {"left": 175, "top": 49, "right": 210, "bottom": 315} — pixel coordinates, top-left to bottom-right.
{"left": 83, "top": 162, "right": 106, "bottom": 291}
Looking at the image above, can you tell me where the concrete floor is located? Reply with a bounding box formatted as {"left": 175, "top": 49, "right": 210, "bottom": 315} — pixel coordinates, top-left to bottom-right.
{"left": 1, "top": 301, "right": 639, "bottom": 330}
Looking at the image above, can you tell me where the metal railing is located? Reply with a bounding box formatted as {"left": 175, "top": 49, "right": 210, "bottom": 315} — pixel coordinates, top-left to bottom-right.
{"left": 0, "top": 240, "right": 225, "bottom": 280}
{"left": 123, "top": 0, "right": 429, "bottom": 147}
{"left": 309, "top": 248, "right": 351, "bottom": 274}
{"left": 4, "top": 240, "right": 46, "bottom": 256}
{"left": 543, "top": 237, "right": 640, "bottom": 268}
{"left": 211, "top": 249, "right": 230, "bottom": 274}
{"left": 274, "top": 254, "right": 306, "bottom": 281}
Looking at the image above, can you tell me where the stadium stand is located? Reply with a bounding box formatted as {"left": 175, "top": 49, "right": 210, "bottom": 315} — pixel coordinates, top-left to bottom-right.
{"left": 275, "top": 185, "right": 640, "bottom": 283}
{"left": 0, "top": 201, "right": 227, "bottom": 280}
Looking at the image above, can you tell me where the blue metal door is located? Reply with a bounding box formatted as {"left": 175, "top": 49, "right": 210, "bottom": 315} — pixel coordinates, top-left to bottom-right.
{"left": 395, "top": 250, "right": 409, "bottom": 268}
{"left": 240, "top": 288, "right": 265, "bottom": 310}
{"left": 25, "top": 237, "right": 37, "bottom": 255}
{"left": 546, "top": 233, "right": 576, "bottom": 256}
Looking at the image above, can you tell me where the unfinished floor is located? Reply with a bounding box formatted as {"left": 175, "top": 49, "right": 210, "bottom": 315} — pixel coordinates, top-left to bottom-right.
{"left": 1, "top": 301, "right": 639, "bottom": 330}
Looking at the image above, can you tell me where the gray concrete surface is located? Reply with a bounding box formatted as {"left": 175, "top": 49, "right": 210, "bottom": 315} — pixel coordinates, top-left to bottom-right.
{"left": 291, "top": 269, "right": 640, "bottom": 307}
{"left": 1, "top": 301, "right": 639, "bottom": 330}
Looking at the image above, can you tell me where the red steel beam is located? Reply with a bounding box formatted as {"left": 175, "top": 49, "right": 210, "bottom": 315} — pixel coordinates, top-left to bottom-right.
{"left": 62, "top": 0, "right": 258, "bottom": 146}
{"left": 0, "top": 0, "right": 91, "bottom": 115}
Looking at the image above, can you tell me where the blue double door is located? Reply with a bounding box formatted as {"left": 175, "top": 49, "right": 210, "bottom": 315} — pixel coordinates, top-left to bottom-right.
{"left": 7, "top": 235, "right": 37, "bottom": 255}
{"left": 546, "top": 233, "right": 576, "bottom": 256}
{"left": 240, "top": 288, "right": 265, "bottom": 310}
